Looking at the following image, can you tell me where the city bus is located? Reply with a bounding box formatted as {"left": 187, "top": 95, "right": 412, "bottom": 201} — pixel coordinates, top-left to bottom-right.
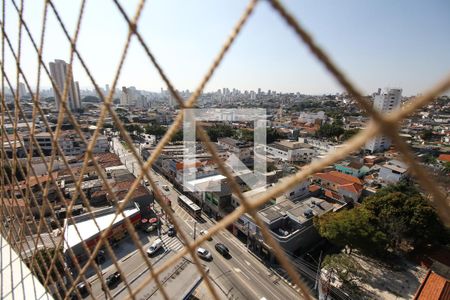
{"left": 177, "top": 195, "right": 201, "bottom": 218}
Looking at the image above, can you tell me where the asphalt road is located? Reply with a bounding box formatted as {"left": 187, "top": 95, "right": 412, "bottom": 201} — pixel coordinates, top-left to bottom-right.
{"left": 107, "top": 138, "right": 301, "bottom": 299}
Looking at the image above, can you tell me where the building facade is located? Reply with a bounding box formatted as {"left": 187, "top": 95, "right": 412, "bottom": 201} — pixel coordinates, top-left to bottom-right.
{"left": 49, "top": 59, "right": 81, "bottom": 111}
{"left": 365, "top": 88, "right": 402, "bottom": 152}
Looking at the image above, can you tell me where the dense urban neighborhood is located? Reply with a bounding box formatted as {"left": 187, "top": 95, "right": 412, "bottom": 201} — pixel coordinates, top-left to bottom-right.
{"left": 2, "top": 74, "right": 450, "bottom": 300}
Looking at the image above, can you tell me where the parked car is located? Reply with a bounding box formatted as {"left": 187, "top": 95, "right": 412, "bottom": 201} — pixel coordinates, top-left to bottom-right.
{"left": 167, "top": 225, "right": 176, "bottom": 237}
{"left": 71, "top": 281, "right": 90, "bottom": 298}
{"left": 200, "top": 230, "right": 212, "bottom": 241}
{"left": 95, "top": 250, "right": 105, "bottom": 264}
{"left": 214, "top": 243, "right": 229, "bottom": 257}
{"left": 147, "top": 238, "right": 163, "bottom": 255}
{"left": 78, "top": 282, "right": 90, "bottom": 297}
{"left": 104, "top": 271, "right": 121, "bottom": 289}
{"left": 197, "top": 247, "right": 212, "bottom": 261}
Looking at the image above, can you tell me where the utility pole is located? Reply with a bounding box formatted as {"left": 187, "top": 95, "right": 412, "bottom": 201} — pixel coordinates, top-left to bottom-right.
{"left": 314, "top": 251, "right": 323, "bottom": 291}
{"left": 324, "top": 268, "right": 333, "bottom": 300}
{"left": 246, "top": 222, "right": 250, "bottom": 248}
{"left": 193, "top": 221, "right": 197, "bottom": 240}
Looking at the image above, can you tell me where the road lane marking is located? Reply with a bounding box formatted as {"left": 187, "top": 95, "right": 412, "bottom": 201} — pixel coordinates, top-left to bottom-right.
{"left": 244, "top": 259, "right": 260, "bottom": 274}
{"left": 233, "top": 268, "right": 250, "bottom": 280}
{"left": 231, "top": 255, "right": 281, "bottom": 300}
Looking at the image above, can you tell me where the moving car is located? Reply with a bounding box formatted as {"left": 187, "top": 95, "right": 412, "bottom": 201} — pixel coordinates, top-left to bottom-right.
{"left": 147, "top": 238, "right": 163, "bottom": 255}
{"left": 214, "top": 243, "right": 230, "bottom": 257}
{"left": 197, "top": 247, "right": 212, "bottom": 261}
{"left": 162, "top": 185, "right": 170, "bottom": 192}
{"left": 167, "top": 225, "right": 176, "bottom": 237}
{"left": 200, "top": 230, "right": 212, "bottom": 241}
{"left": 104, "top": 271, "right": 121, "bottom": 289}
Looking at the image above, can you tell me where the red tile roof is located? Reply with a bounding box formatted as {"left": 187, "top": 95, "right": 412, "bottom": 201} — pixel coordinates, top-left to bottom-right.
{"left": 0, "top": 198, "right": 26, "bottom": 207}
{"left": 92, "top": 152, "right": 122, "bottom": 168}
{"left": 314, "top": 171, "right": 362, "bottom": 185}
{"left": 3, "top": 172, "right": 58, "bottom": 191}
{"left": 309, "top": 185, "right": 320, "bottom": 193}
{"left": 112, "top": 179, "right": 150, "bottom": 201}
{"left": 414, "top": 270, "right": 450, "bottom": 300}
{"left": 438, "top": 154, "right": 450, "bottom": 162}
{"left": 339, "top": 183, "right": 363, "bottom": 194}
{"left": 324, "top": 189, "right": 343, "bottom": 201}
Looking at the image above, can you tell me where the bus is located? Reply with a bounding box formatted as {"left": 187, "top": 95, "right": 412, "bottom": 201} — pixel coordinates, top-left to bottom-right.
{"left": 177, "top": 195, "right": 201, "bottom": 218}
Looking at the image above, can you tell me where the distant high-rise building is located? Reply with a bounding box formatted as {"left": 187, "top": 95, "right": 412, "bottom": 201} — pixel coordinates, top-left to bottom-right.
{"left": 120, "top": 86, "right": 128, "bottom": 105}
{"left": 105, "top": 84, "right": 110, "bottom": 94}
{"left": 365, "top": 88, "right": 402, "bottom": 152}
{"left": 168, "top": 89, "right": 178, "bottom": 107}
{"left": 18, "top": 82, "right": 27, "bottom": 98}
{"left": 49, "top": 59, "right": 81, "bottom": 111}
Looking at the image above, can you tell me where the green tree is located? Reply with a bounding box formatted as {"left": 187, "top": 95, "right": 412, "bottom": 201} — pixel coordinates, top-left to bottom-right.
{"left": 443, "top": 162, "right": 450, "bottom": 174}
{"left": 421, "top": 154, "right": 437, "bottom": 165}
{"left": 205, "top": 124, "right": 235, "bottom": 142}
{"left": 125, "top": 124, "right": 144, "bottom": 136}
{"left": 28, "top": 249, "right": 64, "bottom": 283}
{"left": 341, "top": 129, "right": 360, "bottom": 141}
{"left": 315, "top": 182, "right": 446, "bottom": 255}
{"left": 315, "top": 208, "right": 387, "bottom": 255}
{"left": 145, "top": 124, "right": 167, "bottom": 137}
{"left": 171, "top": 128, "right": 184, "bottom": 142}
{"left": 234, "top": 128, "right": 254, "bottom": 142}
{"left": 81, "top": 95, "right": 100, "bottom": 103}
{"left": 316, "top": 122, "right": 345, "bottom": 139}
{"left": 267, "top": 127, "right": 285, "bottom": 143}
{"left": 322, "top": 253, "right": 363, "bottom": 286}
{"left": 421, "top": 129, "right": 433, "bottom": 141}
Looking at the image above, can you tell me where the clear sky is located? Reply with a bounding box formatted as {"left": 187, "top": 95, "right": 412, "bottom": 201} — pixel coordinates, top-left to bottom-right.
{"left": 3, "top": 0, "right": 450, "bottom": 96}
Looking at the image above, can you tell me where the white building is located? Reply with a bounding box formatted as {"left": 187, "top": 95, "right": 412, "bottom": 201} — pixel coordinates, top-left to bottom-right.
{"left": 120, "top": 86, "right": 140, "bottom": 106}
{"left": 18, "top": 82, "right": 27, "bottom": 98}
{"left": 49, "top": 59, "right": 81, "bottom": 111}
{"left": 217, "top": 137, "right": 253, "bottom": 161}
{"left": 299, "top": 111, "right": 326, "bottom": 124}
{"left": 265, "top": 140, "right": 316, "bottom": 162}
{"left": 378, "top": 159, "right": 408, "bottom": 184}
{"left": 120, "top": 86, "right": 128, "bottom": 105}
{"left": 279, "top": 177, "right": 310, "bottom": 201}
{"left": 365, "top": 88, "right": 402, "bottom": 152}
{"left": 23, "top": 131, "right": 109, "bottom": 157}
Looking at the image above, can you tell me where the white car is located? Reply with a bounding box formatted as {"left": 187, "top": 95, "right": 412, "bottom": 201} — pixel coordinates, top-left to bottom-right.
{"left": 147, "top": 239, "right": 163, "bottom": 255}
{"left": 197, "top": 247, "right": 212, "bottom": 261}
{"left": 162, "top": 185, "right": 170, "bottom": 192}
{"left": 200, "top": 230, "right": 212, "bottom": 241}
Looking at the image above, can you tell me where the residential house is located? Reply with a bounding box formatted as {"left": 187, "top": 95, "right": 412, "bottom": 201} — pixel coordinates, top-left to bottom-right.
{"left": 378, "top": 159, "right": 408, "bottom": 184}
{"left": 312, "top": 171, "right": 363, "bottom": 203}
{"left": 232, "top": 197, "right": 343, "bottom": 261}
{"left": 265, "top": 140, "right": 316, "bottom": 162}
{"left": 334, "top": 160, "right": 370, "bottom": 178}
{"left": 217, "top": 137, "right": 253, "bottom": 161}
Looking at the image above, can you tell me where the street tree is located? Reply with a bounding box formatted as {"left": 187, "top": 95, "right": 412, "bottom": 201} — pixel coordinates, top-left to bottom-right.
{"left": 315, "top": 182, "right": 446, "bottom": 256}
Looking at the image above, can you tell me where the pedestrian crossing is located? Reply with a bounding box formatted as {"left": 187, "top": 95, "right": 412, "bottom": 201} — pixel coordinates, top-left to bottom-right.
{"left": 160, "top": 234, "right": 184, "bottom": 252}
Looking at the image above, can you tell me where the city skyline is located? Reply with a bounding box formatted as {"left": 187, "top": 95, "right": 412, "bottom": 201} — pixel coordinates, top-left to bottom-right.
{"left": 2, "top": 0, "right": 450, "bottom": 96}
